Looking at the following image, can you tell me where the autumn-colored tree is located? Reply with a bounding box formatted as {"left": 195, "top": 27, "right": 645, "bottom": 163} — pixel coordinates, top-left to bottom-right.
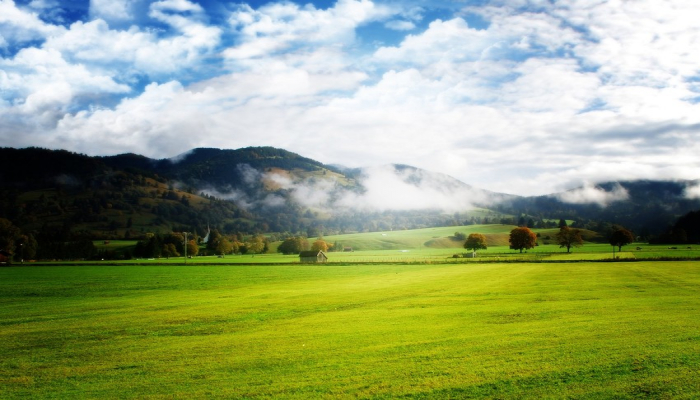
{"left": 556, "top": 226, "right": 583, "bottom": 253}
{"left": 464, "top": 233, "right": 487, "bottom": 253}
{"left": 509, "top": 227, "right": 537, "bottom": 253}
{"left": 610, "top": 226, "right": 634, "bottom": 252}
{"left": 186, "top": 239, "right": 199, "bottom": 257}
{"left": 311, "top": 239, "right": 329, "bottom": 252}
{"left": 246, "top": 235, "right": 266, "bottom": 254}
{"left": 216, "top": 237, "right": 233, "bottom": 257}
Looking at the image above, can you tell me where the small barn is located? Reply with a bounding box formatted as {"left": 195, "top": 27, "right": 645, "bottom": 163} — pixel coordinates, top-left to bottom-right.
{"left": 299, "top": 250, "right": 328, "bottom": 263}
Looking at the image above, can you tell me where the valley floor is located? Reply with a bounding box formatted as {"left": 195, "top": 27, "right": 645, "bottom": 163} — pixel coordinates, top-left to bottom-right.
{"left": 2, "top": 261, "right": 700, "bottom": 398}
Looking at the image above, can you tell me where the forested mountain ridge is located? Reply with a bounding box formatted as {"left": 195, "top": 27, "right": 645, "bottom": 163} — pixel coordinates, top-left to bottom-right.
{"left": 102, "top": 147, "right": 342, "bottom": 189}
{"left": 1, "top": 146, "right": 699, "bottom": 243}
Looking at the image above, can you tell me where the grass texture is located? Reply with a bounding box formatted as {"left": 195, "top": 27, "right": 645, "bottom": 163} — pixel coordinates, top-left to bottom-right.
{"left": 2, "top": 262, "right": 700, "bottom": 398}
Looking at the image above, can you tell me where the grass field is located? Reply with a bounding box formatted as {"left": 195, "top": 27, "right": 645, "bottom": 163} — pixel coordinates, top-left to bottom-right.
{"left": 81, "top": 224, "right": 700, "bottom": 265}
{"left": 2, "top": 262, "right": 700, "bottom": 398}
{"left": 81, "top": 241, "right": 700, "bottom": 265}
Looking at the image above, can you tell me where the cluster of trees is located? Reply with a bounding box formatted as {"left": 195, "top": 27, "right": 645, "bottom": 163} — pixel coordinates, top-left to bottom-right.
{"left": 277, "top": 236, "right": 332, "bottom": 255}
{"left": 133, "top": 233, "right": 198, "bottom": 259}
{"left": 0, "top": 218, "right": 104, "bottom": 261}
{"left": 651, "top": 210, "right": 700, "bottom": 244}
{"left": 460, "top": 223, "right": 636, "bottom": 256}
{"left": 202, "top": 230, "right": 269, "bottom": 257}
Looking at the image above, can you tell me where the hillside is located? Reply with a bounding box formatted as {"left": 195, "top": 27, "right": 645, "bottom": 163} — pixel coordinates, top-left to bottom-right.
{"left": 1, "top": 146, "right": 700, "bottom": 248}
{"left": 322, "top": 224, "right": 601, "bottom": 252}
{"left": 495, "top": 180, "right": 700, "bottom": 238}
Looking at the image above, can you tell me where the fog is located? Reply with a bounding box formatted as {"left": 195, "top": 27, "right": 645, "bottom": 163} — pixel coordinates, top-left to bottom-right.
{"left": 554, "top": 183, "right": 630, "bottom": 207}
{"left": 202, "top": 163, "right": 497, "bottom": 213}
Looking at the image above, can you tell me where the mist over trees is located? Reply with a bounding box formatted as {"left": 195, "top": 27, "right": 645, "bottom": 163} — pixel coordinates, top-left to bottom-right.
{"left": 2, "top": 147, "right": 700, "bottom": 261}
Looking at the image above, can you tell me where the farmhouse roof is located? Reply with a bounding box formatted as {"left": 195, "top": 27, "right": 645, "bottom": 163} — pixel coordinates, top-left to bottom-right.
{"left": 299, "top": 250, "right": 324, "bottom": 257}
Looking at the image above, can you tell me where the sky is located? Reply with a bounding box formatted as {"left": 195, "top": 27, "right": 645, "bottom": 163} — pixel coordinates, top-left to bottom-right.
{"left": 2, "top": 0, "right": 700, "bottom": 197}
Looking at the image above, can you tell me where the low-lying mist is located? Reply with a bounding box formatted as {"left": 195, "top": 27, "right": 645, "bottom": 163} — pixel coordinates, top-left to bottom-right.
{"left": 200, "top": 163, "right": 500, "bottom": 214}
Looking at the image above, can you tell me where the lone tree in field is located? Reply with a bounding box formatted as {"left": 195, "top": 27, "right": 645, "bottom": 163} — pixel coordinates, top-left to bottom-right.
{"left": 464, "top": 233, "right": 487, "bottom": 253}
{"left": 609, "top": 226, "right": 634, "bottom": 253}
{"left": 509, "top": 227, "right": 537, "bottom": 253}
{"left": 556, "top": 226, "right": 583, "bottom": 253}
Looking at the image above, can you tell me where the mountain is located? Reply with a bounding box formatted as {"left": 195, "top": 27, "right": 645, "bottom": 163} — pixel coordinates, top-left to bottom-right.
{"left": 1, "top": 146, "right": 699, "bottom": 241}
{"left": 495, "top": 180, "right": 700, "bottom": 238}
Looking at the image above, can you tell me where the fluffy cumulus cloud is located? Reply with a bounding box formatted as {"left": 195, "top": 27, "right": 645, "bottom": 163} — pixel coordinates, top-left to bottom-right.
{"left": 3, "top": 0, "right": 700, "bottom": 197}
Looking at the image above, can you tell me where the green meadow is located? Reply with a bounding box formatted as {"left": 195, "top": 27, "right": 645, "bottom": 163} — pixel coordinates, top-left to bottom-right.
{"left": 86, "top": 224, "right": 700, "bottom": 265}
{"left": 2, "top": 262, "right": 700, "bottom": 398}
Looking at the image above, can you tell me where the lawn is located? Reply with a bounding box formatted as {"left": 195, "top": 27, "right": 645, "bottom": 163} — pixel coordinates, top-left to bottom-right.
{"left": 2, "top": 262, "right": 700, "bottom": 398}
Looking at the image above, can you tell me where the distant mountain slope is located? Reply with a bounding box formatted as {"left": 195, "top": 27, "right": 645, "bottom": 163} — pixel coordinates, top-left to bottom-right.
{"left": 0, "top": 147, "right": 108, "bottom": 188}
{"left": 495, "top": 180, "right": 700, "bottom": 237}
{"left": 103, "top": 146, "right": 338, "bottom": 189}
{"left": 1, "top": 146, "right": 699, "bottom": 240}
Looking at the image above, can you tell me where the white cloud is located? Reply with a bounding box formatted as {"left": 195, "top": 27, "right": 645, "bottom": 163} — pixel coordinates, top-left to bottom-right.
{"left": 89, "top": 0, "right": 134, "bottom": 22}
{"left": 0, "top": 47, "right": 129, "bottom": 121}
{"left": 373, "top": 18, "right": 488, "bottom": 66}
{"left": 218, "top": 164, "right": 492, "bottom": 213}
{"left": 3, "top": 0, "right": 700, "bottom": 198}
{"left": 5, "top": 6, "right": 221, "bottom": 92}
{"left": 0, "top": 0, "right": 64, "bottom": 44}
{"left": 54, "top": 81, "right": 204, "bottom": 155}
{"left": 684, "top": 182, "right": 700, "bottom": 199}
{"left": 385, "top": 20, "right": 415, "bottom": 31}
{"left": 555, "top": 183, "right": 630, "bottom": 207}
{"left": 225, "top": 0, "right": 393, "bottom": 63}
{"left": 334, "top": 165, "right": 488, "bottom": 212}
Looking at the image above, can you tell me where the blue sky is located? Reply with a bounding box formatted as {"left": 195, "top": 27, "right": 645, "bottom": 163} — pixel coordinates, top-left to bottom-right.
{"left": 2, "top": 0, "right": 700, "bottom": 197}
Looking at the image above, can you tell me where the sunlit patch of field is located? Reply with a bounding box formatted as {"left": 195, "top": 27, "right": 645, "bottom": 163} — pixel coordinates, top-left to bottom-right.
{"left": 2, "top": 262, "right": 700, "bottom": 398}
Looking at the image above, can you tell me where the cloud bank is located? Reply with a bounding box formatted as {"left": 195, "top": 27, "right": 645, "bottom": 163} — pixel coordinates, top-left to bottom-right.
{"left": 2, "top": 0, "right": 700, "bottom": 196}
{"left": 555, "top": 183, "right": 630, "bottom": 207}
{"left": 201, "top": 163, "right": 494, "bottom": 213}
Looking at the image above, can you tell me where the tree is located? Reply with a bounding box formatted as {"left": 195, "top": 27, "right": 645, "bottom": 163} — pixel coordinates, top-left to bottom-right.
{"left": 556, "top": 226, "right": 583, "bottom": 253}
{"left": 162, "top": 243, "right": 179, "bottom": 259}
{"left": 16, "top": 234, "right": 38, "bottom": 262}
{"left": 278, "top": 236, "right": 310, "bottom": 255}
{"left": 558, "top": 219, "right": 568, "bottom": 229}
{"left": 311, "top": 239, "right": 329, "bottom": 252}
{"left": 186, "top": 240, "right": 199, "bottom": 257}
{"left": 610, "top": 226, "right": 634, "bottom": 252}
{"left": 509, "top": 227, "right": 537, "bottom": 253}
{"left": 246, "top": 235, "right": 266, "bottom": 254}
{"left": 216, "top": 237, "right": 233, "bottom": 257}
{"left": 464, "top": 233, "right": 487, "bottom": 253}
{"left": 0, "top": 218, "right": 20, "bottom": 258}
{"left": 206, "top": 229, "right": 222, "bottom": 253}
